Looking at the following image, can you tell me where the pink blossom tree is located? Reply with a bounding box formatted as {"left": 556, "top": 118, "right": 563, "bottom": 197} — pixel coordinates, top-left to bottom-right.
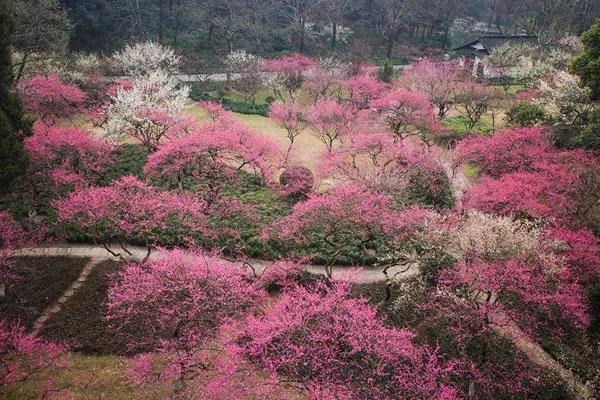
{"left": 268, "top": 101, "right": 306, "bottom": 166}
{"left": 0, "top": 321, "right": 69, "bottom": 398}
{"left": 370, "top": 89, "right": 438, "bottom": 142}
{"left": 302, "top": 59, "right": 345, "bottom": 102}
{"left": 24, "top": 123, "right": 114, "bottom": 194}
{"left": 144, "top": 120, "right": 280, "bottom": 205}
{"left": 398, "top": 59, "right": 462, "bottom": 119}
{"left": 213, "top": 281, "right": 458, "bottom": 400}
{"left": 343, "top": 75, "right": 387, "bottom": 110}
{"left": 264, "top": 184, "right": 431, "bottom": 276}
{"left": 462, "top": 168, "right": 577, "bottom": 223}
{"left": 453, "top": 81, "right": 491, "bottom": 130}
{"left": 54, "top": 176, "right": 211, "bottom": 256}
{"left": 455, "top": 127, "right": 592, "bottom": 178}
{"left": 262, "top": 54, "right": 316, "bottom": 102}
{"left": 16, "top": 74, "right": 86, "bottom": 124}
{"left": 306, "top": 99, "right": 355, "bottom": 152}
{"left": 106, "top": 250, "right": 264, "bottom": 394}
{"left": 320, "top": 133, "right": 452, "bottom": 208}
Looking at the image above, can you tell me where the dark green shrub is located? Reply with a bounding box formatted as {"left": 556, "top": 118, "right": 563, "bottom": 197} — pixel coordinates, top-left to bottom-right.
{"left": 418, "top": 249, "right": 456, "bottom": 286}
{"left": 506, "top": 102, "right": 547, "bottom": 127}
{"left": 377, "top": 59, "right": 396, "bottom": 83}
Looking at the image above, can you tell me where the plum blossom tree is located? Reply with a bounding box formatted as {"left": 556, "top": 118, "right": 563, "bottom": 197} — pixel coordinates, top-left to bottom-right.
{"left": 112, "top": 41, "right": 180, "bottom": 77}
{"left": 343, "top": 75, "right": 387, "bottom": 110}
{"left": 224, "top": 50, "right": 263, "bottom": 103}
{"left": 320, "top": 133, "right": 453, "bottom": 208}
{"left": 54, "top": 176, "right": 211, "bottom": 256}
{"left": 262, "top": 54, "right": 316, "bottom": 102}
{"left": 0, "top": 321, "right": 69, "bottom": 398}
{"left": 453, "top": 81, "right": 491, "bottom": 131}
{"left": 398, "top": 59, "right": 462, "bottom": 119}
{"left": 144, "top": 119, "right": 280, "bottom": 205}
{"left": 16, "top": 74, "right": 86, "bottom": 124}
{"left": 370, "top": 89, "right": 438, "bottom": 141}
{"left": 306, "top": 99, "right": 355, "bottom": 152}
{"left": 102, "top": 70, "right": 192, "bottom": 151}
{"left": 422, "top": 211, "right": 599, "bottom": 398}
{"left": 24, "top": 123, "right": 114, "bottom": 193}
{"left": 265, "top": 184, "right": 431, "bottom": 276}
{"left": 462, "top": 167, "right": 578, "bottom": 223}
{"left": 214, "top": 281, "right": 458, "bottom": 400}
{"left": 302, "top": 57, "right": 346, "bottom": 101}
{"left": 268, "top": 100, "right": 306, "bottom": 165}
{"left": 106, "top": 250, "right": 264, "bottom": 394}
{"left": 455, "top": 127, "right": 592, "bottom": 178}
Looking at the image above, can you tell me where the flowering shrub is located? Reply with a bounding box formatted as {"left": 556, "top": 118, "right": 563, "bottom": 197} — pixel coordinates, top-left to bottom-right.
{"left": 16, "top": 74, "right": 86, "bottom": 123}
{"left": 279, "top": 166, "right": 314, "bottom": 200}
{"left": 54, "top": 176, "right": 211, "bottom": 249}
{"left": 218, "top": 282, "right": 458, "bottom": 400}
{"left": 106, "top": 250, "right": 264, "bottom": 392}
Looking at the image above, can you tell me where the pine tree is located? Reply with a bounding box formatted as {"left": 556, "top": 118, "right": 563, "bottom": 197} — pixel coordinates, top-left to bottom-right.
{"left": 0, "top": 3, "right": 29, "bottom": 193}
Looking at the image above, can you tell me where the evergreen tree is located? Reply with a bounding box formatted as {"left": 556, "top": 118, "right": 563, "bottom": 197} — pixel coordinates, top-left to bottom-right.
{"left": 572, "top": 17, "right": 600, "bottom": 101}
{"left": 0, "top": 3, "right": 28, "bottom": 193}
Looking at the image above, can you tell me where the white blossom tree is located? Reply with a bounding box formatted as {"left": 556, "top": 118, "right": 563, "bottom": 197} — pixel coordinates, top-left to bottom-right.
{"left": 113, "top": 41, "right": 180, "bottom": 77}
{"left": 103, "top": 70, "right": 191, "bottom": 151}
{"left": 224, "top": 49, "right": 263, "bottom": 103}
{"left": 537, "top": 71, "right": 597, "bottom": 128}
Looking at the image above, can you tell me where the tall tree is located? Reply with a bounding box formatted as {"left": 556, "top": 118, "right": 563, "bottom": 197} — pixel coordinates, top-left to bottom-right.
{"left": 572, "top": 17, "right": 600, "bottom": 101}
{"left": 3, "top": 0, "right": 71, "bottom": 82}
{"left": 0, "top": 3, "right": 28, "bottom": 193}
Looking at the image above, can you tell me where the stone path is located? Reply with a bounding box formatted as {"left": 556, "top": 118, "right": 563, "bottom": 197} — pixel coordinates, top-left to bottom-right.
{"left": 31, "top": 258, "right": 101, "bottom": 334}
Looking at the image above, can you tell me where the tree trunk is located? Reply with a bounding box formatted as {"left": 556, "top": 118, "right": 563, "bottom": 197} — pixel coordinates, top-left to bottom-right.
{"left": 386, "top": 32, "right": 394, "bottom": 59}
{"left": 331, "top": 22, "right": 337, "bottom": 51}
{"left": 158, "top": 0, "right": 165, "bottom": 43}
{"left": 14, "top": 52, "right": 29, "bottom": 84}
{"left": 299, "top": 17, "right": 306, "bottom": 53}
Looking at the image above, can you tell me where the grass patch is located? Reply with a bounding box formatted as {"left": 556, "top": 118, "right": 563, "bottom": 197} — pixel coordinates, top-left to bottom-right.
{"left": 0, "top": 257, "right": 89, "bottom": 330}
{"left": 41, "top": 259, "right": 136, "bottom": 356}
{"left": 443, "top": 116, "right": 493, "bottom": 135}
{"left": 463, "top": 163, "right": 480, "bottom": 180}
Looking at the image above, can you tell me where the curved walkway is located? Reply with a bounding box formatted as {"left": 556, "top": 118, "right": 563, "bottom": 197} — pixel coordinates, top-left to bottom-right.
{"left": 14, "top": 243, "right": 419, "bottom": 284}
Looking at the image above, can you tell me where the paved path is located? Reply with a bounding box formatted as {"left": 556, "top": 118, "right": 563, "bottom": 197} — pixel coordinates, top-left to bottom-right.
{"left": 14, "top": 243, "right": 419, "bottom": 284}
